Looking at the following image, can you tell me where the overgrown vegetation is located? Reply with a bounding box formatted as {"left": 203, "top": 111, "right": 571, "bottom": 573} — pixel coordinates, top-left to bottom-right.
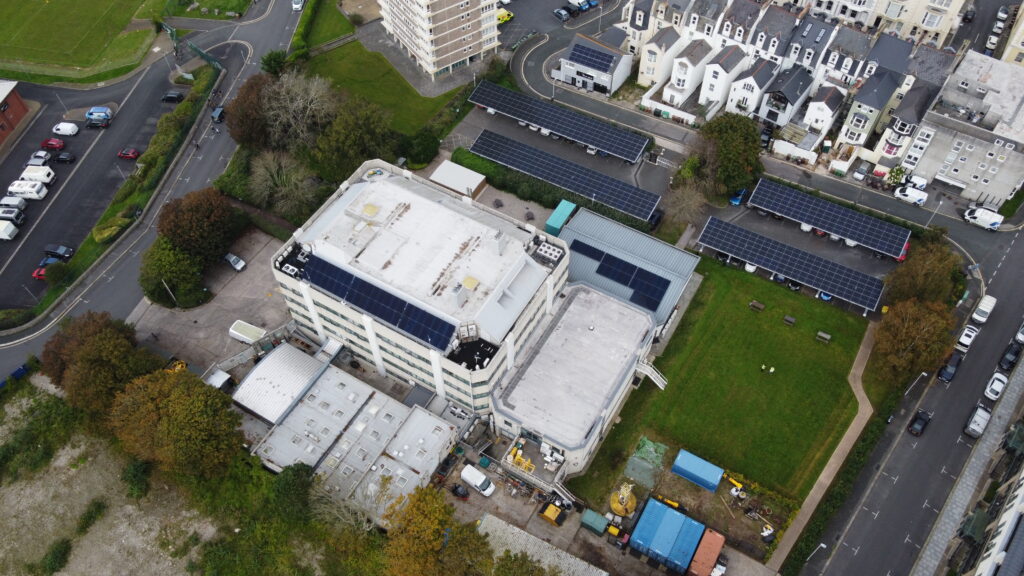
{"left": 700, "top": 113, "right": 763, "bottom": 195}
{"left": 289, "top": 0, "right": 324, "bottom": 61}
{"left": 122, "top": 457, "right": 153, "bottom": 498}
{"left": 0, "top": 393, "right": 82, "bottom": 484}
{"left": 26, "top": 538, "right": 72, "bottom": 576}
{"left": 75, "top": 498, "right": 108, "bottom": 535}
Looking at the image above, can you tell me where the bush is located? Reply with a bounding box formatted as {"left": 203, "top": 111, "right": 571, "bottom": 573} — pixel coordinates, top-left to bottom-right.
{"left": 43, "top": 262, "right": 71, "bottom": 288}
{"left": 91, "top": 216, "right": 132, "bottom": 244}
{"left": 289, "top": 0, "right": 323, "bottom": 61}
{"left": 0, "top": 395, "right": 82, "bottom": 483}
{"left": 139, "top": 237, "right": 210, "bottom": 309}
{"left": 75, "top": 498, "right": 108, "bottom": 535}
{"left": 122, "top": 458, "right": 153, "bottom": 498}
{"left": 214, "top": 146, "right": 256, "bottom": 202}
{"left": 0, "top": 309, "right": 34, "bottom": 330}
{"left": 350, "top": 13, "right": 365, "bottom": 26}
{"left": 29, "top": 538, "right": 72, "bottom": 576}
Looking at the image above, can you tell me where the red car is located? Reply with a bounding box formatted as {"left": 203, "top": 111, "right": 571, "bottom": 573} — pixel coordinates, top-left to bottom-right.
{"left": 41, "top": 138, "right": 65, "bottom": 150}
{"left": 117, "top": 148, "right": 140, "bottom": 160}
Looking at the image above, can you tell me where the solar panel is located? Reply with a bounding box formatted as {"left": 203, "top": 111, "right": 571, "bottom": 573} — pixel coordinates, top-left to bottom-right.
{"left": 468, "top": 81, "right": 649, "bottom": 162}
{"left": 747, "top": 179, "right": 911, "bottom": 258}
{"left": 697, "top": 217, "right": 884, "bottom": 311}
{"left": 470, "top": 130, "right": 660, "bottom": 221}
{"left": 569, "top": 239, "right": 670, "bottom": 312}
{"left": 569, "top": 43, "right": 615, "bottom": 73}
{"left": 302, "top": 255, "right": 456, "bottom": 349}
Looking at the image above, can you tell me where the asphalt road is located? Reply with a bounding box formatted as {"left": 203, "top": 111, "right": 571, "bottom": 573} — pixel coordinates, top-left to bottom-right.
{"left": 952, "top": 0, "right": 1020, "bottom": 53}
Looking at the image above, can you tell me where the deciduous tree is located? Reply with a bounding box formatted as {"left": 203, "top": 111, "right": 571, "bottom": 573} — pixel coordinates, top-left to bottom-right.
{"left": 885, "top": 241, "right": 962, "bottom": 304}
{"left": 110, "top": 370, "right": 241, "bottom": 478}
{"left": 260, "top": 50, "right": 289, "bottom": 77}
{"left": 249, "top": 150, "right": 319, "bottom": 222}
{"left": 262, "top": 70, "right": 338, "bottom": 152}
{"left": 138, "top": 237, "right": 209, "bottom": 309}
{"left": 493, "top": 550, "right": 561, "bottom": 576}
{"left": 700, "top": 113, "right": 763, "bottom": 194}
{"left": 312, "top": 97, "right": 395, "bottom": 182}
{"left": 61, "top": 334, "right": 162, "bottom": 418}
{"left": 384, "top": 486, "right": 456, "bottom": 576}
{"left": 41, "top": 312, "right": 141, "bottom": 388}
{"left": 226, "top": 73, "right": 272, "bottom": 149}
{"left": 874, "top": 298, "right": 956, "bottom": 382}
{"left": 158, "top": 187, "right": 242, "bottom": 266}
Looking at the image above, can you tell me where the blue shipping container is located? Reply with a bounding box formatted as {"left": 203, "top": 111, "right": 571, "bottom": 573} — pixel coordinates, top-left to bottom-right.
{"left": 545, "top": 200, "right": 577, "bottom": 236}
{"left": 671, "top": 449, "right": 724, "bottom": 492}
{"left": 630, "top": 499, "right": 705, "bottom": 572}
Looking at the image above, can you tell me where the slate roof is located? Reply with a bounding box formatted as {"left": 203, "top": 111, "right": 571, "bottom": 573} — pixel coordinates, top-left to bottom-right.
{"left": 893, "top": 83, "right": 938, "bottom": 125}
{"left": 813, "top": 85, "right": 845, "bottom": 111}
{"left": 647, "top": 27, "right": 679, "bottom": 52}
{"left": 678, "top": 38, "right": 713, "bottom": 64}
{"left": 567, "top": 35, "right": 626, "bottom": 74}
{"left": 867, "top": 33, "right": 913, "bottom": 74}
{"left": 788, "top": 16, "right": 835, "bottom": 53}
{"left": 854, "top": 68, "right": 901, "bottom": 109}
{"left": 768, "top": 66, "right": 813, "bottom": 103}
{"left": 709, "top": 45, "right": 746, "bottom": 72}
{"left": 828, "top": 26, "right": 872, "bottom": 59}
{"left": 690, "top": 0, "right": 725, "bottom": 20}
{"left": 630, "top": 0, "right": 654, "bottom": 31}
{"left": 737, "top": 57, "right": 777, "bottom": 88}
{"left": 722, "top": 0, "right": 762, "bottom": 30}
{"left": 752, "top": 7, "right": 798, "bottom": 55}
{"left": 906, "top": 44, "right": 956, "bottom": 86}
{"left": 602, "top": 27, "right": 629, "bottom": 51}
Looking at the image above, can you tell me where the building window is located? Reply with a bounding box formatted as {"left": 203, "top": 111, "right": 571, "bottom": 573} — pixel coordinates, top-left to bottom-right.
{"left": 995, "top": 138, "right": 1004, "bottom": 146}
{"left": 951, "top": 167, "right": 960, "bottom": 174}
{"left": 966, "top": 144, "right": 975, "bottom": 151}
{"left": 998, "top": 154, "right": 1007, "bottom": 162}
{"left": 842, "top": 56, "right": 852, "bottom": 72}
{"left": 758, "top": 32, "right": 766, "bottom": 46}
{"left": 709, "top": 83, "right": 716, "bottom": 92}
{"left": 983, "top": 178, "right": 991, "bottom": 184}
{"left": 804, "top": 48, "right": 814, "bottom": 64}
{"left": 790, "top": 44, "right": 800, "bottom": 58}
{"left": 735, "top": 27, "right": 744, "bottom": 41}
{"left": 959, "top": 156, "right": 967, "bottom": 163}
{"left": 864, "top": 63, "right": 876, "bottom": 76}
{"left": 743, "top": 83, "right": 754, "bottom": 93}
{"left": 690, "top": 14, "right": 698, "bottom": 27}
{"left": 921, "top": 11, "right": 942, "bottom": 28}
{"left": 990, "top": 166, "right": 999, "bottom": 173}
{"left": 828, "top": 52, "right": 838, "bottom": 66}
{"left": 959, "top": 80, "right": 970, "bottom": 90}
{"left": 723, "top": 22, "right": 732, "bottom": 35}
{"left": 705, "top": 24, "right": 713, "bottom": 35}
{"left": 645, "top": 66, "right": 655, "bottom": 75}
{"left": 987, "top": 151, "right": 996, "bottom": 158}
{"left": 647, "top": 50, "right": 657, "bottom": 63}
{"left": 953, "top": 140, "right": 964, "bottom": 151}
{"left": 979, "top": 162, "right": 988, "bottom": 170}
{"left": 711, "top": 70, "right": 719, "bottom": 79}
{"left": 1007, "top": 143, "right": 1016, "bottom": 150}
{"left": 673, "top": 14, "right": 681, "bottom": 25}
{"left": 769, "top": 37, "right": 778, "bottom": 52}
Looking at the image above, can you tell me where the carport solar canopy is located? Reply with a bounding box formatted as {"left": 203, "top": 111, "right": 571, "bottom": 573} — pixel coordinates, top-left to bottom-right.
{"left": 468, "top": 80, "right": 649, "bottom": 162}
{"left": 698, "top": 217, "right": 884, "bottom": 311}
{"left": 470, "top": 130, "right": 660, "bottom": 222}
{"left": 748, "top": 179, "right": 910, "bottom": 259}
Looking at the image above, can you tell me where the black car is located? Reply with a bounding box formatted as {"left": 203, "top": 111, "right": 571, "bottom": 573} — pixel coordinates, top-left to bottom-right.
{"left": 85, "top": 117, "right": 110, "bottom": 129}
{"left": 44, "top": 244, "right": 75, "bottom": 261}
{"left": 161, "top": 91, "right": 185, "bottom": 103}
{"left": 907, "top": 410, "right": 932, "bottom": 436}
{"left": 938, "top": 350, "right": 965, "bottom": 383}
{"left": 563, "top": 3, "right": 579, "bottom": 15}
{"left": 963, "top": 9, "right": 975, "bottom": 22}
{"left": 54, "top": 152, "right": 76, "bottom": 164}
{"left": 999, "top": 341, "right": 1023, "bottom": 372}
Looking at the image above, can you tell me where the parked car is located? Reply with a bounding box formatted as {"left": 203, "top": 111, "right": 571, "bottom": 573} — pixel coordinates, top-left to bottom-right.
{"left": 788, "top": 279, "right": 803, "bottom": 291}
{"left": 117, "top": 148, "right": 141, "bottom": 160}
{"left": 32, "top": 256, "right": 61, "bottom": 280}
{"left": 999, "top": 341, "right": 1023, "bottom": 372}
{"left": 44, "top": 244, "right": 75, "bottom": 261}
{"left": 26, "top": 150, "right": 51, "bottom": 166}
{"left": 818, "top": 291, "right": 833, "bottom": 302}
{"left": 986, "top": 35, "right": 1000, "bottom": 50}
{"left": 985, "top": 372, "right": 1008, "bottom": 401}
{"left": 729, "top": 189, "right": 748, "bottom": 206}
{"left": 161, "top": 91, "right": 185, "bottom": 103}
{"left": 563, "top": 4, "right": 579, "bottom": 16}
{"left": 224, "top": 252, "right": 246, "bottom": 272}
{"left": 993, "top": 20, "right": 1006, "bottom": 34}
{"left": 497, "top": 7, "right": 513, "bottom": 23}
{"left": 86, "top": 117, "right": 111, "bottom": 129}
{"left": 955, "top": 324, "right": 980, "bottom": 352}
{"left": 54, "top": 152, "right": 76, "bottom": 164}
{"left": 41, "top": 138, "right": 65, "bottom": 150}
{"left": 52, "top": 122, "right": 79, "bottom": 136}
{"left": 894, "top": 186, "right": 928, "bottom": 206}
{"left": 852, "top": 164, "right": 868, "bottom": 181}
{"left": 907, "top": 410, "right": 932, "bottom": 436}
{"left": 292, "top": 0, "right": 305, "bottom": 10}
{"left": 963, "top": 9, "right": 976, "bottom": 22}
{"left": 998, "top": 5, "right": 1010, "bottom": 21}
{"left": 938, "top": 351, "right": 965, "bottom": 383}
{"left": 1015, "top": 320, "right": 1024, "bottom": 344}
{"left": 553, "top": 7, "right": 570, "bottom": 21}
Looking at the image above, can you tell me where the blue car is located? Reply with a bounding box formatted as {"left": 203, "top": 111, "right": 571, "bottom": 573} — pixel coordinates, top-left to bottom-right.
{"left": 587, "top": 0, "right": 599, "bottom": 6}
{"left": 729, "top": 189, "right": 748, "bottom": 206}
{"left": 818, "top": 292, "right": 833, "bottom": 302}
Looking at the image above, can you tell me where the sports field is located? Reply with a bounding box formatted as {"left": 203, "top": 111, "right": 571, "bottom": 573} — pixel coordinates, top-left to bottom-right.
{"left": 0, "top": 0, "right": 146, "bottom": 69}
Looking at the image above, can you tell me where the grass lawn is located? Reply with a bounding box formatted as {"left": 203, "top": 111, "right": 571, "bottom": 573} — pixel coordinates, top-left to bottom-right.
{"left": 568, "top": 260, "right": 866, "bottom": 503}
{"left": 307, "top": 41, "right": 460, "bottom": 135}
{"left": 0, "top": 0, "right": 144, "bottom": 68}
{"left": 308, "top": 3, "right": 355, "bottom": 46}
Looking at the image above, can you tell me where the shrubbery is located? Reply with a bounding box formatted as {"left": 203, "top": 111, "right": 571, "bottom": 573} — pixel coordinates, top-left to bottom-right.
{"left": 288, "top": 0, "right": 323, "bottom": 61}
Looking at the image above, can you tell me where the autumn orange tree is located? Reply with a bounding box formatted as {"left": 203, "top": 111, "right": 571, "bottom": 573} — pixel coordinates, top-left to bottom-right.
{"left": 493, "top": 551, "right": 562, "bottom": 576}
{"left": 383, "top": 485, "right": 493, "bottom": 576}
{"left": 157, "top": 187, "right": 244, "bottom": 266}
{"left": 874, "top": 298, "right": 956, "bottom": 382}
{"left": 885, "top": 241, "right": 962, "bottom": 304}
{"left": 110, "top": 370, "right": 241, "bottom": 478}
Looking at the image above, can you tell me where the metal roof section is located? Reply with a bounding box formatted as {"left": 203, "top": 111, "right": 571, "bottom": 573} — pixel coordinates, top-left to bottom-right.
{"left": 748, "top": 179, "right": 910, "bottom": 258}
{"left": 468, "top": 81, "right": 650, "bottom": 162}
{"left": 697, "top": 217, "right": 884, "bottom": 311}
{"left": 494, "top": 286, "right": 653, "bottom": 451}
{"left": 558, "top": 208, "right": 698, "bottom": 325}
{"left": 470, "top": 130, "right": 660, "bottom": 221}
{"left": 429, "top": 160, "right": 485, "bottom": 196}
{"left": 292, "top": 168, "right": 550, "bottom": 346}
{"left": 232, "top": 344, "right": 325, "bottom": 424}
{"left": 478, "top": 514, "right": 610, "bottom": 576}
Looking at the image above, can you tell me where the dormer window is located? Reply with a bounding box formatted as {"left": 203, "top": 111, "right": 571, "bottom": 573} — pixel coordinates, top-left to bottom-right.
{"left": 842, "top": 56, "right": 852, "bottom": 72}
{"left": 723, "top": 22, "right": 732, "bottom": 35}
{"left": 828, "top": 52, "right": 838, "bottom": 66}
{"left": 757, "top": 32, "right": 766, "bottom": 46}
{"left": 635, "top": 10, "right": 645, "bottom": 25}
{"left": 864, "top": 62, "right": 876, "bottom": 76}
{"left": 735, "top": 27, "right": 744, "bottom": 41}
{"left": 769, "top": 37, "right": 778, "bottom": 51}
{"left": 790, "top": 44, "right": 800, "bottom": 58}
{"left": 804, "top": 48, "right": 814, "bottom": 64}
{"left": 705, "top": 23, "right": 713, "bottom": 35}
{"left": 690, "top": 14, "right": 698, "bottom": 27}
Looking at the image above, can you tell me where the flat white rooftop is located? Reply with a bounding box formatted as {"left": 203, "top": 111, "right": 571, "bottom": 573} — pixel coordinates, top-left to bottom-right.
{"left": 233, "top": 344, "right": 324, "bottom": 424}
{"left": 497, "top": 285, "right": 652, "bottom": 449}
{"left": 429, "top": 160, "right": 485, "bottom": 196}
{"left": 297, "top": 167, "right": 548, "bottom": 343}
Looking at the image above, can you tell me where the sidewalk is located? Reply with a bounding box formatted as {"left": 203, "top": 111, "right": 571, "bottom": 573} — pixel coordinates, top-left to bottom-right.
{"left": 766, "top": 322, "right": 877, "bottom": 571}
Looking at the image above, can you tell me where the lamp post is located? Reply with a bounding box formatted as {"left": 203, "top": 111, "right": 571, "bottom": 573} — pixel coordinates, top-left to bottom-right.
{"left": 926, "top": 198, "right": 943, "bottom": 228}
{"left": 806, "top": 543, "right": 827, "bottom": 564}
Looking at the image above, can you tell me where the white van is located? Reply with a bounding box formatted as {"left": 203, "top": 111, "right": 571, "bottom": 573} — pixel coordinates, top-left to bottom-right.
{"left": 52, "top": 122, "right": 79, "bottom": 136}
{"left": 963, "top": 207, "right": 1003, "bottom": 231}
{"left": 20, "top": 166, "right": 56, "bottom": 185}
{"left": 460, "top": 464, "right": 495, "bottom": 496}
{"left": 972, "top": 295, "right": 997, "bottom": 324}
{"left": 229, "top": 320, "right": 267, "bottom": 345}
{"left": 902, "top": 174, "right": 928, "bottom": 190}
{"left": 0, "top": 197, "right": 26, "bottom": 211}
{"left": 964, "top": 404, "right": 992, "bottom": 439}
{"left": 7, "top": 180, "right": 48, "bottom": 200}
{"left": 0, "top": 221, "right": 17, "bottom": 241}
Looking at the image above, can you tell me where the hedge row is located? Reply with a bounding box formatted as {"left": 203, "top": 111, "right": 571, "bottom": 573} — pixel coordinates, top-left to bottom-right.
{"left": 288, "top": 0, "right": 324, "bottom": 61}
{"left": 451, "top": 148, "right": 650, "bottom": 231}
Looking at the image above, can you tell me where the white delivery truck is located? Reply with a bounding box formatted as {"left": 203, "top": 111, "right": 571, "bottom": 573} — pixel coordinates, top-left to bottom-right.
{"left": 0, "top": 221, "right": 19, "bottom": 240}
{"left": 7, "top": 180, "right": 48, "bottom": 200}
{"left": 460, "top": 464, "right": 495, "bottom": 496}
{"left": 20, "top": 166, "right": 56, "bottom": 185}
{"left": 963, "top": 207, "right": 1003, "bottom": 231}
{"left": 964, "top": 404, "right": 991, "bottom": 438}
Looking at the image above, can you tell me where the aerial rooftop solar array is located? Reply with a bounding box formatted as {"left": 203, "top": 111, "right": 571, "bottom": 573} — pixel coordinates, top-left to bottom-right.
{"left": 697, "top": 217, "right": 884, "bottom": 311}
{"left": 747, "top": 179, "right": 911, "bottom": 258}
{"left": 568, "top": 43, "right": 615, "bottom": 73}
{"left": 470, "top": 130, "right": 660, "bottom": 222}
{"left": 302, "top": 255, "right": 456, "bottom": 349}
{"left": 569, "top": 239, "right": 671, "bottom": 312}
{"left": 468, "top": 80, "right": 649, "bottom": 162}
